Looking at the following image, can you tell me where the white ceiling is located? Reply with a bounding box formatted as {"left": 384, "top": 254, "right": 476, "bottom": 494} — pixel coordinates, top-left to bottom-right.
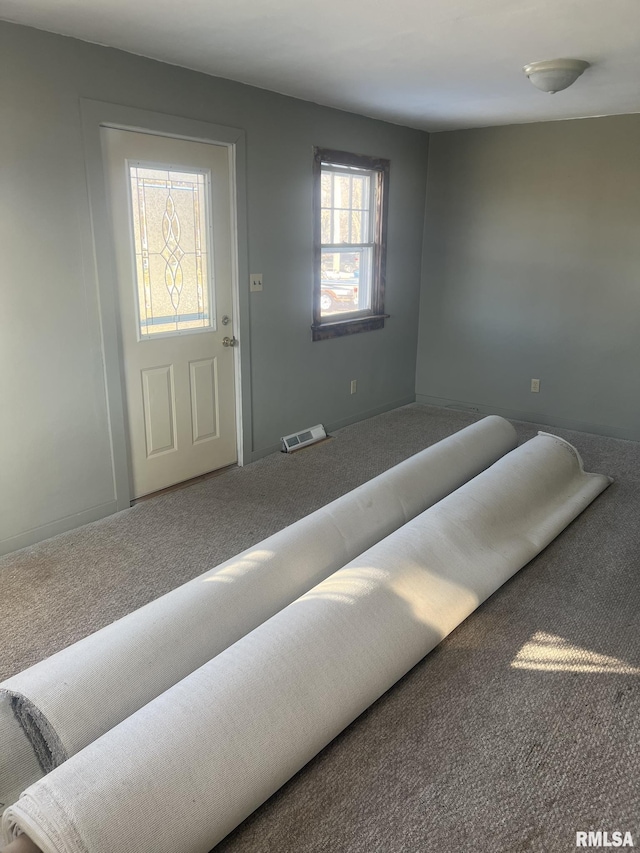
{"left": 2, "top": 0, "right": 639, "bottom": 131}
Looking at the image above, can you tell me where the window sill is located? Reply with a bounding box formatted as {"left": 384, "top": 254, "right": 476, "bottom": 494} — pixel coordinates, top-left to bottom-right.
{"left": 311, "top": 314, "right": 389, "bottom": 341}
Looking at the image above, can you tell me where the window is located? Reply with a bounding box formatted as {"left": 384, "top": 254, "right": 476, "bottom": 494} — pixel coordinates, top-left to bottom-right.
{"left": 128, "top": 163, "right": 213, "bottom": 338}
{"left": 312, "top": 148, "right": 390, "bottom": 341}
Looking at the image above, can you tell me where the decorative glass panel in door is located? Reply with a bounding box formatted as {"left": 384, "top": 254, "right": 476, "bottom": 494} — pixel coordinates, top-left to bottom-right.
{"left": 129, "top": 165, "right": 213, "bottom": 338}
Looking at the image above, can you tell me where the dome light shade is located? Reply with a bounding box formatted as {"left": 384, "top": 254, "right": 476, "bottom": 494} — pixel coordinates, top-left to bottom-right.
{"left": 523, "top": 58, "right": 590, "bottom": 93}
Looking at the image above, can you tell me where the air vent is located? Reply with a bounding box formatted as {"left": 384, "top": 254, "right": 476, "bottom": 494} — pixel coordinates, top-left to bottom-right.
{"left": 281, "top": 424, "right": 327, "bottom": 453}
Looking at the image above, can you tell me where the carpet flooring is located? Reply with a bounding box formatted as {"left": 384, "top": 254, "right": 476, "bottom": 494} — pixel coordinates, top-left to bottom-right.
{"left": 1, "top": 404, "right": 638, "bottom": 852}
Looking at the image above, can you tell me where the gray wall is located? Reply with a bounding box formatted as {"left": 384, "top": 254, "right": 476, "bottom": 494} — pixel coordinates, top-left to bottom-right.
{"left": 416, "top": 115, "right": 640, "bottom": 440}
{"left": 0, "top": 21, "right": 428, "bottom": 553}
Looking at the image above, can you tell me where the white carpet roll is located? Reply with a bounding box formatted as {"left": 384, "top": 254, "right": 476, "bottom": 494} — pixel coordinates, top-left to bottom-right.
{"left": 0, "top": 415, "right": 517, "bottom": 809}
{"left": 2, "top": 433, "right": 611, "bottom": 853}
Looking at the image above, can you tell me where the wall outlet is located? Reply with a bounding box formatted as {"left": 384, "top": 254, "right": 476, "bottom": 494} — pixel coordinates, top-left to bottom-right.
{"left": 531, "top": 378, "right": 540, "bottom": 393}
{"left": 350, "top": 379, "right": 357, "bottom": 395}
{"left": 250, "top": 273, "right": 263, "bottom": 292}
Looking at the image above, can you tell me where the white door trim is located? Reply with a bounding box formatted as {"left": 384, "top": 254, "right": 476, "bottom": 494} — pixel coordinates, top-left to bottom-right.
{"left": 80, "top": 99, "right": 251, "bottom": 509}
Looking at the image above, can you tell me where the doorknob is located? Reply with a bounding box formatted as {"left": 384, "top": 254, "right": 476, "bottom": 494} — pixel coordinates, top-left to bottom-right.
{"left": 222, "top": 336, "right": 238, "bottom": 347}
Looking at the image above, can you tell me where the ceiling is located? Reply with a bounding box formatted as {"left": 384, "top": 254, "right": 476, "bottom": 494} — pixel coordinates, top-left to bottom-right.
{"left": 2, "top": 0, "right": 639, "bottom": 131}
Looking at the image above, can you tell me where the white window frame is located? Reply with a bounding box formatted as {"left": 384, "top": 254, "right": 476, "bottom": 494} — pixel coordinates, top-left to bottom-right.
{"left": 312, "top": 147, "right": 390, "bottom": 341}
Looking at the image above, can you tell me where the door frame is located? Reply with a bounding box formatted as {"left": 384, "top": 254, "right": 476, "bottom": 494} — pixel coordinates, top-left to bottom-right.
{"left": 81, "top": 99, "right": 251, "bottom": 510}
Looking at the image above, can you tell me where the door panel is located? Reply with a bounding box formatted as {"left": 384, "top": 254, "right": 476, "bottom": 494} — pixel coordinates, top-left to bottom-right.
{"left": 102, "top": 127, "right": 237, "bottom": 498}
{"left": 189, "top": 358, "right": 220, "bottom": 443}
{"left": 141, "top": 365, "right": 176, "bottom": 457}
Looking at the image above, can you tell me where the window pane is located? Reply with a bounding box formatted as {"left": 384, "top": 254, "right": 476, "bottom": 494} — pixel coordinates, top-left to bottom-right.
{"left": 320, "top": 209, "right": 331, "bottom": 244}
{"left": 335, "top": 209, "right": 351, "bottom": 243}
{"left": 355, "top": 247, "right": 373, "bottom": 311}
{"left": 320, "top": 248, "right": 372, "bottom": 318}
{"left": 321, "top": 173, "right": 332, "bottom": 208}
{"left": 351, "top": 210, "right": 364, "bottom": 243}
{"left": 129, "top": 165, "right": 212, "bottom": 337}
{"left": 351, "top": 175, "right": 366, "bottom": 208}
{"left": 334, "top": 174, "right": 351, "bottom": 207}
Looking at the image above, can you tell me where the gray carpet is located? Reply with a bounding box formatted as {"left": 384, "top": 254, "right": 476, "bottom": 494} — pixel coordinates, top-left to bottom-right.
{"left": 1, "top": 404, "right": 638, "bottom": 852}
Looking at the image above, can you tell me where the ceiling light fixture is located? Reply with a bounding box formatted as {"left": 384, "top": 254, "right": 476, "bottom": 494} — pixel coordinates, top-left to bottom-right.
{"left": 523, "top": 58, "right": 590, "bottom": 93}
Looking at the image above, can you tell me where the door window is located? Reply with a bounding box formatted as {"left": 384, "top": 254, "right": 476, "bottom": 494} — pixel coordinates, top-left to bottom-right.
{"left": 128, "top": 164, "right": 214, "bottom": 338}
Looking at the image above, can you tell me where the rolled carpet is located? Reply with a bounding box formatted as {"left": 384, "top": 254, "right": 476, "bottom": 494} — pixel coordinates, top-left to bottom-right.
{"left": 0, "top": 415, "right": 517, "bottom": 810}
{"left": 1, "top": 433, "right": 611, "bottom": 853}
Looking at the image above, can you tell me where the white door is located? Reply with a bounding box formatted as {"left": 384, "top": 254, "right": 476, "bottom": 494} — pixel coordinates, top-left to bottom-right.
{"left": 102, "top": 127, "right": 237, "bottom": 498}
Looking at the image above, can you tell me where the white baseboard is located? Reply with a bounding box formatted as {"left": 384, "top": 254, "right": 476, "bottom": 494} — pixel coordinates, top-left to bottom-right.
{"left": 0, "top": 501, "right": 120, "bottom": 557}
